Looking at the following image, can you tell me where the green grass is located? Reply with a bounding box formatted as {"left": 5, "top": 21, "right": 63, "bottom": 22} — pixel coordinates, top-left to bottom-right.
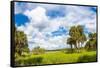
{"left": 15, "top": 51, "right": 97, "bottom": 66}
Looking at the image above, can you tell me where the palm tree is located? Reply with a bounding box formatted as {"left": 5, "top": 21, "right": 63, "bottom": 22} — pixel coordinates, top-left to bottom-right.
{"left": 77, "top": 25, "right": 84, "bottom": 34}
{"left": 69, "top": 26, "right": 79, "bottom": 49}
{"left": 85, "top": 33, "right": 97, "bottom": 51}
{"left": 68, "top": 25, "right": 87, "bottom": 52}
{"left": 79, "top": 34, "right": 87, "bottom": 48}
{"left": 67, "top": 37, "right": 76, "bottom": 53}
{"left": 67, "top": 37, "right": 73, "bottom": 52}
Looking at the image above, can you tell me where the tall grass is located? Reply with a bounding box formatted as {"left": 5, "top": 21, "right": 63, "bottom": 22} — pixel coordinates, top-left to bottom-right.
{"left": 15, "top": 51, "right": 96, "bottom": 66}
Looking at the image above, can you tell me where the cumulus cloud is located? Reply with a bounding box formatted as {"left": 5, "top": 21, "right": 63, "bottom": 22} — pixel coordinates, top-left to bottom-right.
{"left": 15, "top": 2, "right": 97, "bottom": 50}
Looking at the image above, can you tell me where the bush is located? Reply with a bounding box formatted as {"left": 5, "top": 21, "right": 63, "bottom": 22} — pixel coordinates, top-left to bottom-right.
{"left": 15, "top": 56, "right": 43, "bottom": 66}
{"left": 77, "top": 54, "right": 97, "bottom": 63}
{"left": 26, "top": 56, "right": 43, "bottom": 65}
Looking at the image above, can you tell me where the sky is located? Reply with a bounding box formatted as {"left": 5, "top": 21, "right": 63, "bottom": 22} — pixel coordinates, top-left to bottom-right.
{"left": 14, "top": 2, "right": 97, "bottom": 50}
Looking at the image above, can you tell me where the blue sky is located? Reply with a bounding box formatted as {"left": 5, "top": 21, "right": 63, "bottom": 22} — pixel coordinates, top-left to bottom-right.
{"left": 46, "top": 6, "right": 66, "bottom": 19}
{"left": 51, "top": 27, "right": 67, "bottom": 37}
{"left": 15, "top": 13, "right": 30, "bottom": 26}
{"left": 15, "top": 2, "right": 97, "bottom": 50}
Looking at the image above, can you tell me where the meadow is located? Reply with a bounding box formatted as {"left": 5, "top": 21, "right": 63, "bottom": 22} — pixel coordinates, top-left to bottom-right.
{"left": 15, "top": 50, "right": 97, "bottom": 66}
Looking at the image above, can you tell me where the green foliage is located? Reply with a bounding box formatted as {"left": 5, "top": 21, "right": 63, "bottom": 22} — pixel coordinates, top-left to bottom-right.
{"left": 15, "top": 51, "right": 96, "bottom": 66}
{"left": 32, "top": 46, "right": 45, "bottom": 55}
{"left": 15, "top": 52, "right": 20, "bottom": 58}
{"left": 15, "top": 56, "right": 43, "bottom": 66}
{"left": 24, "top": 56, "right": 43, "bottom": 65}
{"left": 15, "top": 26, "right": 29, "bottom": 56}
{"left": 78, "top": 54, "right": 96, "bottom": 62}
{"left": 67, "top": 37, "right": 76, "bottom": 53}
{"left": 89, "top": 33, "right": 96, "bottom": 39}
{"left": 68, "top": 25, "right": 87, "bottom": 51}
{"left": 85, "top": 33, "right": 97, "bottom": 51}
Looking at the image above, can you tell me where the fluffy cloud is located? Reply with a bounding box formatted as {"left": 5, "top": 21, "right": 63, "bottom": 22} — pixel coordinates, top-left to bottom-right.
{"left": 16, "top": 2, "right": 97, "bottom": 50}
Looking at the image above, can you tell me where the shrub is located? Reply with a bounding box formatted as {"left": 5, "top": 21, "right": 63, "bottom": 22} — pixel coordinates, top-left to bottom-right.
{"left": 15, "top": 56, "right": 43, "bottom": 66}
{"left": 77, "top": 54, "right": 97, "bottom": 63}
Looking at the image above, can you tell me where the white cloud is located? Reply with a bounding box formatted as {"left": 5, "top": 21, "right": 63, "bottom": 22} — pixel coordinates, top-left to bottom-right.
{"left": 24, "top": 7, "right": 47, "bottom": 22}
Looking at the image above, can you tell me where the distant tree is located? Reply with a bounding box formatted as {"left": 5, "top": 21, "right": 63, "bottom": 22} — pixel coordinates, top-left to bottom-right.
{"left": 32, "top": 46, "right": 45, "bottom": 55}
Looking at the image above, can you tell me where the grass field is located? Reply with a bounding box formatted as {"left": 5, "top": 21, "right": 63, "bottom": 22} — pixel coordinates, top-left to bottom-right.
{"left": 15, "top": 51, "right": 97, "bottom": 66}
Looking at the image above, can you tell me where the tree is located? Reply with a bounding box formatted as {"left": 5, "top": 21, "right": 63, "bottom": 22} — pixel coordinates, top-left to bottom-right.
{"left": 89, "top": 33, "right": 96, "bottom": 40}
{"left": 67, "top": 37, "right": 76, "bottom": 52}
{"left": 69, "top": 26, "right": 79, "bottom": 49}
{"left": 67, "top": 25, "right": 87, "bottom": 52}
{"left": 15, "top": 27, "right": 29, "bottom": 56}
{"left": 85, "top": 33, "right": 97, "bottom": 51}
{"left": 79, "top": 34, "right": 87, "bottom": 48}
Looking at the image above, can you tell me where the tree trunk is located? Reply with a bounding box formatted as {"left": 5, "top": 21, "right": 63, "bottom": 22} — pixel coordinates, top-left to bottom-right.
{"left": 76, "top": 41, "right": 80, "bottom": 53}
{"left": 70, "top": 44, "right": 73, "bottom": 53}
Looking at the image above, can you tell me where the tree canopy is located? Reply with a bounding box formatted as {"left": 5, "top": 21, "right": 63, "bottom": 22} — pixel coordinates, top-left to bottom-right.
{"left": 67, "top": 25, "right": 87, "bottom": 52}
